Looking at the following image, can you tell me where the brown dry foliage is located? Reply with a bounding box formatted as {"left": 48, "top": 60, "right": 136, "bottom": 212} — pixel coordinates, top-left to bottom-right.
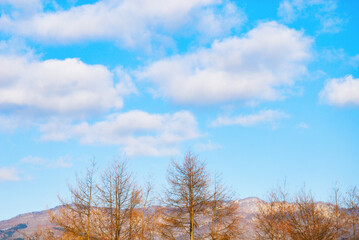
{"left": 255, "top": 185, "right": 290, "bottom": 240}
{"left": 160, "top": 152, "right": 244, "bottom": 240}
{"left": 49, "top": 158, "right": 160, "bottom": 240}
{"left": 160, "top": 151, "right": 210, "bottom": 240}
{"left": 255, "top": 187, "right": 338, "bottom": 240}
{"left": 50, "top": 161, "right": 99, "bottom": 239}
{"left": 286, "top": 190, "right": 335, "bottom": 240}
{"left": 206, "top": 173, "right": 243, "bottom": 240}
{"left": 344, "top": 186, "right": 359, "bottom": 240}
{"left": 32, "top": 153, "right": 359, "bottom": 240}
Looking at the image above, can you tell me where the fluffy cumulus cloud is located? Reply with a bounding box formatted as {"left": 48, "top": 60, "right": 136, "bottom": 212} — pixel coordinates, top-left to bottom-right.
{"left": 320, "top": 75, "right": 359, "bottom": 106}
{"left": 0, "top": 167, "right": 20, "bottom": 182}
{"left": 210, "top": 110, "right": 289, "bottom": 127}
{"left": 139, "top": 22, "right": 312, "bottom": 104}
{"left": 194, "top": 2, "right": 244, "bottom": 39}
{"left": 0, "top": 54, "right": 132, "bottom": 118}
{"left": 0, "top": 0, "right": 243, "bottom": 47}
{"left": 40, "top": 110, "right": 201, "bottom": 156}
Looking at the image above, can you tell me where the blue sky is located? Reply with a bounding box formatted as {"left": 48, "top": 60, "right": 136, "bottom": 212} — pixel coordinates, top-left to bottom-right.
{"left": 0, "top": 0, "right": 358, "bottom": 220}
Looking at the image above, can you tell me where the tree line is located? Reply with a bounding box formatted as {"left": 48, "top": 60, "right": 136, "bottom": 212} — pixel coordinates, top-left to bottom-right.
{"left": 23, "top": 152, "right": 359, "bottom": 240}
{"left": 255, "top": 184, "right": 359, "bottom": 240}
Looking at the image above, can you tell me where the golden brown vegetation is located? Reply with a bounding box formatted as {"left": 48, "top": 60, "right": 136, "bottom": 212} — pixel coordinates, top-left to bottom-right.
{"left": 28, "top": 152, "right": 358, "bottom": 240}
{"left": 206, "top": 173, "right": 242, "bottom": 240}
{"left": 160, "top": 152, "right": 210, "bottom": 240}
{"left": 255, "top": 185, "right": 359, "bottom": 240}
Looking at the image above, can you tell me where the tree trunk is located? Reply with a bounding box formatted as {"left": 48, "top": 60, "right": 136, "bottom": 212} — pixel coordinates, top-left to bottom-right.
{"left": 190, "top": 208, "right": 194, "bottom": 240}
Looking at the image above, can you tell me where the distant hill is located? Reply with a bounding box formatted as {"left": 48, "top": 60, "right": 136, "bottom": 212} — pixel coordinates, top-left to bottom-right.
{"left": 0, "top": 197, "right": 334, "bottom": 239}
{"left": 0, "top": 206, "right": 61, "bottom": 240}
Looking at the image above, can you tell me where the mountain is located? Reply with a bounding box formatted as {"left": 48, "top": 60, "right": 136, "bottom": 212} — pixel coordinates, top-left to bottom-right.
{"left": 1, "top": 198, "right": 263, "bottom": 239}
{"left": 0, "top": 197, "right": 336, "bottom": 239}
{"left": 0, "top": 206, "right": 61, "bottom": 240}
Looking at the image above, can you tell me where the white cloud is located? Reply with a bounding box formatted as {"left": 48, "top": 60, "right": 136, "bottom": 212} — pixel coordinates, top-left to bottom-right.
{"left": 21, "top": 155, "right": 72, "bottom": 168}
{"left": 0, "top": 0, "right": 43, "bottom": 13}
{"left": 0, "top": 37, "right": 34, "bottom": 56}
{"left": 320, "top": 75, "right": 359, "bottom": 106}
{"left": 296, "top": 122, "right": 309, "bottom": 129}
{"left": 350, "top": 55, "right": 359, "bottom": 67}
{"left": 319, "top": 15, "right": 343, "bottom": 34}
{"left": 195, "top": 2, "right": 245, "bottom": 39}
{"left": 194, "top": 140, "right": 222, "bottom": 152}
{"left": 21, "top": 156, "right": 46, "bottom": 165}
{"left": 0, "top": 115, "right": 18, "bottom": 132}
{"left": 210, "top": 110, "right": 290, "bottom": 127}
{"left": 139, "top": 21, "right": 311, "bottom": 104}
{"left": 0, "top": 167, "right": 20, "bottom": 182}
{"left": 0, "top": 53, "right": 135, "bottom": 118}
{"left": 0, "top": 0, "right": 243, "bottom": 48}
{"left": 278, "top": 0, "right": 343, "bottom": 33}
{"left": 321, "top": 48, "right": 359, "bottom": 67}
{"left": 278, "top": 0, "right": 337, "bottom": 22}
{"left": 114, "top": 67, "right": 139, "bottom": 96}
{"left": 278, "top": 0, "right": 297, "bottom": 22}
{"left": 48, "top": 156, "right": 73, "bottom": 168}
{"left": 40, "top": 110, "right": 201, "bottom": 156}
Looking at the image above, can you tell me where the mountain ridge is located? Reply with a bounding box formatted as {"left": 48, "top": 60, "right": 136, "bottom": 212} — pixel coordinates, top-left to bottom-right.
{"left": 0, "top": 197, "right": 334, "bottom": 240}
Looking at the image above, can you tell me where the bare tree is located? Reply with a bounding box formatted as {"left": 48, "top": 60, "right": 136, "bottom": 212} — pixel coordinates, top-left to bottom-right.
{"left": 206, "top": 173, "right": 243, "bottom": 240}
{"left": 96, "top": 158, "right": 141, "bottom": 240}
{"left": 286, "top": 189, "right": 335, "bottom": 240}
{"left": 161, "top": 151, "right": 210, "bottom": 240}
{"left": 344, "top": 186, "right": 359, "bottom": 240}
{"left": 50, "top": 161, "right": 100, "bottom": 239}
{"left": 49, "top": 158, "right": 151, "bottom": 240}
{"left": 127, "top": 185, "right": 142, "bottom": 240}
{"left": 137, "top": 180, "right": 160, "bottom": 240}
{"left": 330, "top": 185, "right": 346, "bottom": 239}
{"left": 254, "top": 184, "right": 290, "bottom": 240}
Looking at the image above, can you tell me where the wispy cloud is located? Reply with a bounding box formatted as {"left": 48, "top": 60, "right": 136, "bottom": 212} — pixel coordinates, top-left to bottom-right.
{"left": 139, "top": 21, "right": 312, "bottom": 105}
{"left": 0, "top": 116, "right": 18, "bottom": 133}
{"left": 320, "top": 48, "right": 359, "bottom": 68}
{"left": 21, "top": 156, "right": 46, "bottom": 165}
{"left": 210, "top": 110, "right": 290, "bottom": 127}
{"left": 350, "top": 55, "right": 359, "bottom": 67}
{"left": 48, "top": 156, "right": 73, "bottom": 168}
{"left": 278, "top": 0, "right": 344, "bottom": 34}
{"left": 0, "top": 0, "right": 43, "bottom": 14}
{"left": 296, "top": 122, "right": 310, "bottom": 129}
{"left": 319, "top": 15, "right": 344, "bottom": 34}
{"left": 194, "top": 140, "right": 222, "bottom": 152}
{"left": 0, "top": 167, "right": 20, "bottom": 182}
{"left": 21, "top": 155, "right": 73, "bottom": 169}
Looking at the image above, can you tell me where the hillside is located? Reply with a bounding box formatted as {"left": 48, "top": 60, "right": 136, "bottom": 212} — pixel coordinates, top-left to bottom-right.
{"left": 0, "top": 206, "right": 61, "bottom": 240}
{"left": 0, "top": 197, "right": 335, "bottom": 240}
